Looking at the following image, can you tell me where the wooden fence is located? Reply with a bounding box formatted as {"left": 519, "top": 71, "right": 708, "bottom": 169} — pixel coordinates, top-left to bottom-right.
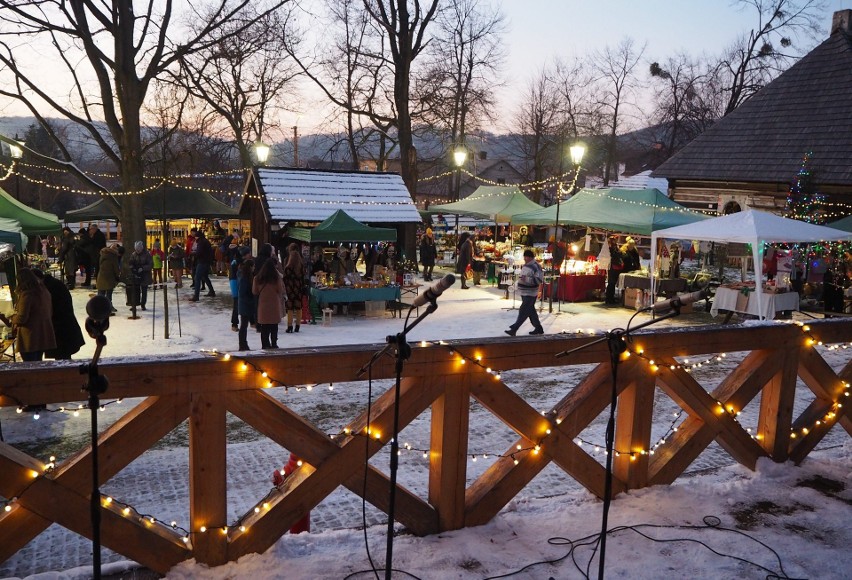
{"left": 1, "top": 320, "right": 850, "bottom": 574}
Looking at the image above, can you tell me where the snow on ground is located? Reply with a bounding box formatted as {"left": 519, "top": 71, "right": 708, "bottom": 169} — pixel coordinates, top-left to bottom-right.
{"left": 1, "top": 266, "right": 850, "bottom": 579}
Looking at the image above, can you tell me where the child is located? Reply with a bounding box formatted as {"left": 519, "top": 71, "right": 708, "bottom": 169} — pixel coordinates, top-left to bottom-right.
{"left": 168, "top": 241, "right": 186, "bottom": 288}
{"left": 151, "top": 239, "right": 165, "bottom": 285}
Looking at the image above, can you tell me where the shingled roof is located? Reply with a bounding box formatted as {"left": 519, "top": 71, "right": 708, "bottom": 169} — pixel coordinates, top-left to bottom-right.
{"left": 653, "top": 13, "right": 852, "bottom": 186}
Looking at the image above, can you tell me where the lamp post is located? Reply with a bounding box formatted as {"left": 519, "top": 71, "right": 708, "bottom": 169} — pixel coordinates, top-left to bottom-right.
{"left": 549, "top": 143, "right": 585, "bottom": 312}
{"left": 452, "top": 146, "right": 467, "bottom": 236}
{"left": 9, "top": 137, "right": 23, "bottom": 200}
{"left": 254, "top": 141, "right": 271, "bottom": 166}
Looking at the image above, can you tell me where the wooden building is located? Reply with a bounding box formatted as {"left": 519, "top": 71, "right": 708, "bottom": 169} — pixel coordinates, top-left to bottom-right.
{"left": 652, "top": 10, "right": 852, "bottom": 216}
{"left": 239, "top": 166, "right": 422, "bottom": 256}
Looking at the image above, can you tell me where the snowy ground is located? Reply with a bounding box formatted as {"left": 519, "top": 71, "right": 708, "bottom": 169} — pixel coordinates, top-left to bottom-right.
{"left": 1, "top": 266, "right": 850, "bottom": 579}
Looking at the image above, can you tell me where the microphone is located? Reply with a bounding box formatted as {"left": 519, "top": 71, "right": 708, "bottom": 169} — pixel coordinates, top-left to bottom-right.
{"left": 85, "top": 295, "right": 112, "bottom": 338}
{"left": 411, "top": 274, "right": 456, "bottom": 308}
{"left": 648, "top": 288, "right": 710, "bottom": 314}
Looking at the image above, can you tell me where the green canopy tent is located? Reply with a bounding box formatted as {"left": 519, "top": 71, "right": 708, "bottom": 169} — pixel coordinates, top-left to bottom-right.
{"left": 0, "top": 187, "right": 62, "bottom": 236}
{"left": 288, "top": 209, "right": 396, "bottom": 243}
{"left": 513, "top": 187, "right": 708, "bottom": 235}
{"left": 429, "top": 185, "right": 543, "bottom": 224}
{"left": 63, "top": 183, "right": 239, "bottom": 221}
{"left": 0, "top": 218, "right": 27, "bottom": 253}
{"left": 830, "top": 215, "right": 852, "bottom": 233}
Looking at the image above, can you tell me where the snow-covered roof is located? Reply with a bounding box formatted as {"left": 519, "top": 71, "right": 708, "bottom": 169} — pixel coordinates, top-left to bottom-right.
{"left": 607, "top": 170, "right": 670, "bottom": 193}
{"left": 255, "top": 168, "right": 422, "bottom": 224}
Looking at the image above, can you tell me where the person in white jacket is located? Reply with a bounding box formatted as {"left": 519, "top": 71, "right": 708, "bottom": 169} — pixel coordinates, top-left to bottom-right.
{"left": 505, "top": 249, "right": 544, "bottom": 336}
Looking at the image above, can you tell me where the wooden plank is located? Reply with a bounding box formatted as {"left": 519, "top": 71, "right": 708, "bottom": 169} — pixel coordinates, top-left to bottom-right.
{"left": 613, "top": 368, "right": 655, "bottom": 489}
{"left": 0, "top": 448, "right": 189, "bottom": 573}
{"left": 758, "top": 345, "right": 798, "bottom": 460}
{"left": 4, "top": 322, "right": 850, "bottom": 403}
{"left": 543, "top": 429, "right": 626, "bottom": 499}
{"left": 428, "top": 374, "right": 469, "bottom": 531}
{"left": 189, "top": 391, "right": 228, "bottom": 567}
{"left": 464, "top": 441, "right": 551, "bottom": 527}
{"left": 226, "top": 389, "right": 438, "bottom": 538}
{"left": 648, "top": 417, "right": 718, "bottom": 486}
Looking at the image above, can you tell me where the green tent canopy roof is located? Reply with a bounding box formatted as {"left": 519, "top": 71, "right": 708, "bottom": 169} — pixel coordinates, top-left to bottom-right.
{"left": 288, "top": 209, "right": 396, "bottom": 243}
{"left": 429, "top": 185, "right": 543, "bottom": 224}
{"left": 513, "top": 187, "right": 708, "bottom": 235}
{"left": 63, "top": 183, "right": 239, "bottom": 222}
{"left": 0, "top": 187, "right": 62, "bottom": 235}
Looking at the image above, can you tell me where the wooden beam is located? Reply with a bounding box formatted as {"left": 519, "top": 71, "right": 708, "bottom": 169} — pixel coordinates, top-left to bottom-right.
{"left": 429, "top": 374, "right": 470, "bottom": 531}
{"left": 613, "top": 367, "right": 655, "bottom": 489}
{"left": 758, "top": 345, "right": 798, "bottom": 461}
{"left": 189, "top": 391, "right": 228, "bottom": 566}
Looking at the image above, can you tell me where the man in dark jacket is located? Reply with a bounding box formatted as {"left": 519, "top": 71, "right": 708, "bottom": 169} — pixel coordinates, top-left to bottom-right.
{"left": 88, "top": 224, "right": 107, "bottom": 277}
{"left": 191, "top": 230, "right": 215, "bottom": 301}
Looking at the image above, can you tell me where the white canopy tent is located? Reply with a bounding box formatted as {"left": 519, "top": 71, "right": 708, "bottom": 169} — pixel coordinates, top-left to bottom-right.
{"left": 650, "top": 209, "right": 852, "bottom": 319}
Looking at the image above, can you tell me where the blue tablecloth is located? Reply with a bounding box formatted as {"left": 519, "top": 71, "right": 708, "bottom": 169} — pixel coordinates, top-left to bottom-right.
{"left": 310, "top": 286, "right": 401, "bottom": 307}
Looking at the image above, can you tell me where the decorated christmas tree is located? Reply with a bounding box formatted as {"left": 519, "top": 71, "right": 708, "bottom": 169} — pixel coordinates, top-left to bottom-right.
{"left": 785, "top": 152, "right": 825, "bottom": 224}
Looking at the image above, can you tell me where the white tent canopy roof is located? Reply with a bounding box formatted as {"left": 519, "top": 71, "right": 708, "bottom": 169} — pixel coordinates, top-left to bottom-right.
{"left": 651, "top": 209, "right": 852, "bottom": 245}
{"left": 650, "top": 209, "right": 852, "bottom": 320}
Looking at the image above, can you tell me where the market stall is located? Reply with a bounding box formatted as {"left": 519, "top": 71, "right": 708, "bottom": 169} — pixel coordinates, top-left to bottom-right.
{"left": 652, "top": 210, "right": 852, "bottom": 319}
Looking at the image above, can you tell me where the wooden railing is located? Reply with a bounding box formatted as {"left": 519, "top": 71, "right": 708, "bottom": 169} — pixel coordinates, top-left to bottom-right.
{"left": 1, "top": 320, "right": 850, "bottom": 574}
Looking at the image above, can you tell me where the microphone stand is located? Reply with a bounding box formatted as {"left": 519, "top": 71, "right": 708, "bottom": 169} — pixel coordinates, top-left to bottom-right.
{"left": 358, "top": 299, "right": 440, "bottom": 580}
{"left": 78, "top": 321, "right": 109, "bottom": 580}
{"left": 555, "top": 306, "right": 679, "bottom": 580}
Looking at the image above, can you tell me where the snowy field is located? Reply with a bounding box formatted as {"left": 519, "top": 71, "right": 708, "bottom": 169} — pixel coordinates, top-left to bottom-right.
{"left": 1, "top": 266, "right": 850, "bottom": 579}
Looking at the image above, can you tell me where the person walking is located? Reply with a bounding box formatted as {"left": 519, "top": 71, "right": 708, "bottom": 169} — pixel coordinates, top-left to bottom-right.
{"left": 456, "top": 232, "right": 473, "bottom": 289}
{"left": 504, "top": 249, "right": 544, "bottom": 336}
{"left": 420, "top": 229, "right": 437, "bottom": 281}
{"left": 283, "top": 243, "right": 305, "bottom": 333}
{"left": 253, "top": 257, "right": 284, "bottom": 349}
{"left": 96, "top": 244, "right": 121, "bottom": 314}
{"left": 190, "top": 230, "right": 215, "bottom": 301}
{"left": 0, "top": 267, "right": 56, "bottom": 361}
{"left": 57, "top": 227, "right": 78, "bottom": 289}
{"left": 128, "top": 241, "right": 154, "bottom": 311}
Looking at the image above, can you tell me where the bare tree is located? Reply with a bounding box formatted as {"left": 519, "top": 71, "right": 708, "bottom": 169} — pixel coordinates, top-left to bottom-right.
{"left": 363, "top": 0, "right": 441, "bottom": 198}
{"left": 418, "top": 0, "right": 506, "bottom": 151}
{"left": 179, "top": 4, "right": 301, "bottom": 168}
{"left": 590, "top": 37, "right": 646, "bottom": 186}
{"left": 648, "top": 53, "right": 728, "bottom": 159}
{"left": 286, "top": 0, "right": 396, "bottom": 170}
{"left": 0, "top": 0, "right": 288, "bottom": 248}
{"left": 512, "top": 68, "right": 561, "bottom": 204}
{"left": 717, "top": 0, "right": 824, "bottom": 115}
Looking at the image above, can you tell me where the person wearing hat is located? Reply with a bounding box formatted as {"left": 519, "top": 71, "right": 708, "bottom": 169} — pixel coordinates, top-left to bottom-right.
{"left": 620, "top": 236, "right": 641, "bottom": 273}
{"left": 505, "top": 249, "right": 544, "bottom": 336}
{"left": 128, "top": 240, "right": 154, "bottom": 310}
{"left": 420, "top": 228, "right": 437, "bottom": 281}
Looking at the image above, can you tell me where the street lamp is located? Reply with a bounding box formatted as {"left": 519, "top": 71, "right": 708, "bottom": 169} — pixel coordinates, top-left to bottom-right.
{"left": 549, "top": 143, "right": 585, "bottom": 312}
{"left": 9, "top": 137, "right": 23, "bottom": 200}
{"left": 452, "top": 146, "right": 467, "bottom": 235}
{"left": 254, "top": 141, "right": 271, "bottom": 165}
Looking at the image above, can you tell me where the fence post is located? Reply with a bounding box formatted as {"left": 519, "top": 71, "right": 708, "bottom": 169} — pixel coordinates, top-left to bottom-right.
{"left": 614, "top": 366, "right": 655, "bottom": 489}
{"left": 429, "top": 374, "right": 469, "bottom": 531}
{"left": 758, "top": 337, "right": 799, "bottom": 461}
